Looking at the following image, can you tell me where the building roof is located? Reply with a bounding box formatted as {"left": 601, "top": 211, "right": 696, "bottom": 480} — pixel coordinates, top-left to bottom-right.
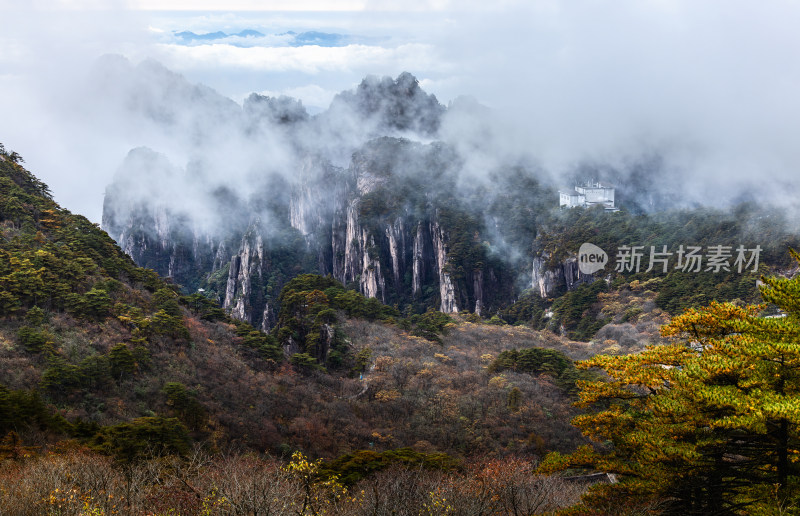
{"left": 559, "top": 188, "right": 583, "bottom": 196}
{"left": 561, "top": 182, "right": 615, "bottom": 194}
{"left": 578, "top": 180, "right": 614, "bottom": 189}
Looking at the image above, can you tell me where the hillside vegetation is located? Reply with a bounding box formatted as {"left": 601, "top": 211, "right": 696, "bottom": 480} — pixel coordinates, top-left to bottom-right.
{"left": 6, "top": 142, "right": 800, "bottom": 514}
{"left": 0, "top": 144, "right": 603, "bottom": 513}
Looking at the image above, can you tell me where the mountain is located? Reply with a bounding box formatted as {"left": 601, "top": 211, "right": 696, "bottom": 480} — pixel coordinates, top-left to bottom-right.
{"left": 101, "top": 71, "right": 518, "bottom": 333}
{"left": 100, "top": 64, "right": 800, "bottom": 345}
{"left": 0, "top": 143, "right": 597, "bottom": 460}
{"left": 326, "top": 71, "right": 445, "bottom": 136}
{"left": 174, "top": 30, "right": 266, "bottom": 41}
{"left": 0, "top": 143, "right": 278, "bottom": 447}
{"left": 290, "top": 31, "right": 349, "bottom": 47}
{"left": 172, "top": 29, "right": 360, "bottom": 48}
{"left": 4, "top": 137, "right": 798, "bottom": 514}
{"left": 6, "top": 60, "right": 800, "bottom": 513}
{"left": 175, "top": 30, "right": 229, "bottom": 41}
{"left": 89, "top": 55, "right": 244, "bottom": 148}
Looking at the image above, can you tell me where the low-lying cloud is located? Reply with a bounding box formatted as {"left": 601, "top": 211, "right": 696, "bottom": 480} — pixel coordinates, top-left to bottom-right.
{"left": 152, "top": 42, "right": 443, "bottom": 76}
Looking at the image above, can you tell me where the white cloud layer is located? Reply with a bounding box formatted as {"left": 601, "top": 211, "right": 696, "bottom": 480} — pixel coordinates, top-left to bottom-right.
{"left": 129, "top": 0, "right": 367, "bottom": 11}
{"left": 152, "top": 42, "right": 443, "bottom": 75}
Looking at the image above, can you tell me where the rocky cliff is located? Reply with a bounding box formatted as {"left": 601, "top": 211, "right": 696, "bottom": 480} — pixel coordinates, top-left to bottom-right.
{"left": 531, "top": 254, "right": 595, "bottom": 298}
{"left": 104, "top": 136, "right": 517, "bottom": 330}
{"left": 101, "top": 71, "right": 556, "bottom": 329}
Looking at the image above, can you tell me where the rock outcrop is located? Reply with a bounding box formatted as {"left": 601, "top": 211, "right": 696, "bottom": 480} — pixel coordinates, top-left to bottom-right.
{"left": 104, "top": 137, "right": 508, "bottom": 330}
{"left": 531, "top": 253, "right": 595, "bottom": 298}
{"left": 101, "top": 72, "right": 535, "bottom": 329}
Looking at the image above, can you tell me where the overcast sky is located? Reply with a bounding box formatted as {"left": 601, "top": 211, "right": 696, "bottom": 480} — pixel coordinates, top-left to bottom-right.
{"left": 1, "top": 0, "right": 800, "bottom": 221}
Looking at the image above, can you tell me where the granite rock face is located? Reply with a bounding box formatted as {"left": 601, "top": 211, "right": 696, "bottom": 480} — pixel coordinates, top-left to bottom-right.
{"left": 530, "top": 251, "right": 595, "bottom": 298}
{"left": 104, "top": 137, "right": 510, "bottom": 330}
{"left": 101, "top": 71, "right": 559, "bottom": 328}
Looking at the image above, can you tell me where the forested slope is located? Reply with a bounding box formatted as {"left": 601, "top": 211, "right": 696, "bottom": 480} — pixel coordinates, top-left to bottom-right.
{"left": 0, "top": 144, "right": 589, "bottom": 462}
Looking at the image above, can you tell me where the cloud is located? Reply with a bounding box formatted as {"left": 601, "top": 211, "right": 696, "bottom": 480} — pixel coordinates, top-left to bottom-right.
{"left": 2, "top": 0, "right": 800, "bottom": 222}
{"left": 253, "top": 84, "right": 338, "bottom": 112}
{"left": 0, "top": 5, "right": 152, "bottom": 222}
{"left": 152, "top": 42, "right": 444, "bottom": 75}
{"left": 416, "top": 0, "right": 800, "bottom": 198}
{"left": 128, "top": 0, "right": 366, "bottom": 10}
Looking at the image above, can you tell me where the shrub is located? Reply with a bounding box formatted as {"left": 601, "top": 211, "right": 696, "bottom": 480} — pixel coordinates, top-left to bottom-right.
{"left": 17, "top": 326, "right": 52, "bottom": 352}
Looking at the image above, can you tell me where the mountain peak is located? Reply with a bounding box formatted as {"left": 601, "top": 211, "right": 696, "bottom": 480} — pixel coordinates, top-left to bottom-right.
{"left": 244, "top": 93, "right": 309, "bottom": 125}
{"left": 330, "top": 72, "right": 445, "bottom": 136}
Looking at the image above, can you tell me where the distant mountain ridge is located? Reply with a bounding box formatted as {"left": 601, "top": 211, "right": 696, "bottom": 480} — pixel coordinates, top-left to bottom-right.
{"left": 173, "top": 29, "right": 358, "bottom": 47}
{"left": 175, "top": 29, "right": 266, "bottom": 40}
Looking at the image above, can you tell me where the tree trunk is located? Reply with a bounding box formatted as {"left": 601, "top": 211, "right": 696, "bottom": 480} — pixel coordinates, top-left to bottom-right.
{"left": 778, "top": 418, "right": 789, "bottom": 500}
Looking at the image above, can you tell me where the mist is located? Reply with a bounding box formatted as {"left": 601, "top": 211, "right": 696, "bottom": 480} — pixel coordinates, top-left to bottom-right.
{"left": 428, "top": 1, "right": 800, "bottom": 206}
{"left": 1, "top": 1, "right": 800, "bottom": 224}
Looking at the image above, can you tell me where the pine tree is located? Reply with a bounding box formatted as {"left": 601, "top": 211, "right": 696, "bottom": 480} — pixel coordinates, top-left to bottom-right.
{"left": 542, "top": 251, "right": 800, "bottom": 514}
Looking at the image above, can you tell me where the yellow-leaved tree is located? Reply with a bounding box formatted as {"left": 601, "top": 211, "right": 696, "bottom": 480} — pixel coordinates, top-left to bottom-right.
{"left": 541, "top": 251, "right": 800, "bottom": 515}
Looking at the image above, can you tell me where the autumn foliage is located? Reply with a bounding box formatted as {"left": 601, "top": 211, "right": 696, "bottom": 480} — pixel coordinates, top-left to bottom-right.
{"left": 542, "top": 251, "right": 800, "bottom": 514}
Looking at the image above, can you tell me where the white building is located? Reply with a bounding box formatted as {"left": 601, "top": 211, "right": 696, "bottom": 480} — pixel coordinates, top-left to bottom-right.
{"left": 559, "top": 181, "right": 618, "bottom": 211}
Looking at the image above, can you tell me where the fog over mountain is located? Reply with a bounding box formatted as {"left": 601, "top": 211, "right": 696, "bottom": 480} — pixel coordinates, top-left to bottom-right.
{"left": 100, "top": 62, "right": 506, "bottom": 328}
{"left": 8, "top": 6, "right": 800, "bottom": 511}
{"left": 87, "top": 53, "right": 797, "bottom": 333}
{"left": 3, "top": 0, "right": 800, "bottom": 328}
{"left": 2, "top": 1, "right": 800, "bottom": 224}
